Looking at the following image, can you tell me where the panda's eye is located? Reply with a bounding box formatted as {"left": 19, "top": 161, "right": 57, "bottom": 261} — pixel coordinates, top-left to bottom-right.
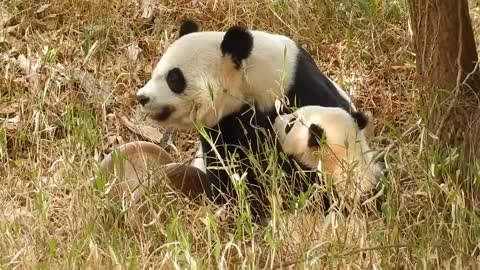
{"left": 308, "top": 124, "right": 325, "bottom": 147}
{"left": 285, "top": 117, "right": 296, "bottom": 134}
{"left": 166, "top": 68, "right": 186, "bottom": 94}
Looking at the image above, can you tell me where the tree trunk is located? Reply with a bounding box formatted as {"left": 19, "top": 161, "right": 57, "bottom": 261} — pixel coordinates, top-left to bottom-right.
{"left": 408, "top": 0, "right": 480, "bottom": 177}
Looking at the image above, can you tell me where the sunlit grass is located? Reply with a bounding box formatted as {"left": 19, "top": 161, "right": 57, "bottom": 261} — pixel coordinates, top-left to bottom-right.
{"left": 1, "top": 0, "right": 479, "bottom": 269}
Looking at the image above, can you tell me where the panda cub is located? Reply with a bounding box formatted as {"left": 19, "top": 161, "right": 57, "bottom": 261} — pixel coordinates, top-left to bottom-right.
{"left": 273, "top": 105, "right": 381, "bottom": 200}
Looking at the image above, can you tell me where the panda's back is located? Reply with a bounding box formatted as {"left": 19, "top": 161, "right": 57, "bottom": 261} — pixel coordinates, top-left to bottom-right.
{"left": 242, "top": 32, "right": 353, "bottom": 114}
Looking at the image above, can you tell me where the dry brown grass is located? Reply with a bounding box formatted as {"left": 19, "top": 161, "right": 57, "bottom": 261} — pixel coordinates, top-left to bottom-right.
{"left": 1, "top": 0, "right": 480, "bottom": 269}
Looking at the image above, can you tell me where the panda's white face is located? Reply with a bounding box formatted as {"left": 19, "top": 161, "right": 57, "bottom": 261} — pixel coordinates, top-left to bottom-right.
{"left": 136, "top": 32, "right": 245, "bottom": 130}
{"left": 274, "top": 106, "right": 364, "bottom": 168}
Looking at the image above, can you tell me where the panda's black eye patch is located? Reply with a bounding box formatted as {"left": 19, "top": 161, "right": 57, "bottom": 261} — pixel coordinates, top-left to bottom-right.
{"left": 166, "top": 68, "right": 186, "bottom": 94}
{"left": 285, "top": 117, "right": 297, "bottom": 134}
{"left": 308, "top": 123, "right": 325, "bottom": 147}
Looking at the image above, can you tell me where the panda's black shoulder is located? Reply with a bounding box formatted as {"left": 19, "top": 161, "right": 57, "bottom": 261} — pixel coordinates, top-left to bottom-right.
{"left": 285, "top": 46, "right": 353, "bottom": 112}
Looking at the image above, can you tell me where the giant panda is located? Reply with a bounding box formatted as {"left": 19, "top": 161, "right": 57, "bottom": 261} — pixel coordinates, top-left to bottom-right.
{"left": 273, "top": 105, "right": 382, "bottom": 201}
{"left": 136, "top": 20, "right": 360, "bottom": 218}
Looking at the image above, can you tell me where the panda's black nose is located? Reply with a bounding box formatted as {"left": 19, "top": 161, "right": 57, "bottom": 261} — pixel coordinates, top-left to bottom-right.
{"left": 136, "top": 95, "right": 150, "bottom": 106}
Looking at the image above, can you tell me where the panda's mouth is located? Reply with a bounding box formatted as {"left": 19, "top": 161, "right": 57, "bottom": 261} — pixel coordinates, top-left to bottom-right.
{"left": 150, "top": 105, "right": 175, "bottom": 122}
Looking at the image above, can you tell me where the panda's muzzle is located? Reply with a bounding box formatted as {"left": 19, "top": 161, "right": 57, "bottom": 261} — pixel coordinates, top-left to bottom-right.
{"left": 152, "top": 105, "right": 175, "bottom": 121}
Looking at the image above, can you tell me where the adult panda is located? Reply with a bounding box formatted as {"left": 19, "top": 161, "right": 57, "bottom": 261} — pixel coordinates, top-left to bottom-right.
{"left": 273, "top": 105, "right": 382, "bottom": 201}
{"left": 136, "top": 20, "right": 358, "bottom": 217}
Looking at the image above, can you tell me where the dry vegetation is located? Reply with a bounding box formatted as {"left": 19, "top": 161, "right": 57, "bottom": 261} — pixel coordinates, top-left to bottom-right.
{"left": 1, "top": 0, "right": 480, "bottom": 269}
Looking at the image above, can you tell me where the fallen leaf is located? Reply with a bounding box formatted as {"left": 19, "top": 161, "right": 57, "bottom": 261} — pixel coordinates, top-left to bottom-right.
{"left": 141, "top": 0, "right": 155, "bottom": 20}
{"left": 1, "top": 206, "right": 32, "bottom": 223}
{"left": 35, "top": 4, "right": 51, "bottom": 15}
{"left": 14, "top": 54, "right": 43, "bottom": 91}
{"left": 5, "top": 24, "right": 19, "bottom": 35}
{"left": 118, "top": 114, "right": 164, "bottom": 144}
{"left": 0, "top": 6, "right": 13, "bottom": 27}
{"left": 60, "top": 68, "right": 115, "bottom": 107}
{"left": 6, "top": 114, "right": 20, "bottom": 123}
{"left": 1, "top": 114, "right": 21, "bottom": 130}
{"left": 16, "top": 54, "right": 42, "bottom": 77}
{"left": 159, "top": 127, "right": 177, "bottom": 151}
{"left": 126, "top": 43, "right": 142, "bottom": 61}
{"left": 0, "top": 103, "right": 19, "bottom": 117}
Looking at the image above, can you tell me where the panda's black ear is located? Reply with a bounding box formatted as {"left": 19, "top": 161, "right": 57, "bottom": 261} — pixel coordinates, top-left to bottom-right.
{"left": 351, "top": 111, "right": 368, "bottom": 130}
{"left": 179, "top": 19, "right": 199, "bottom": 37}
{"left": 221, "top": 25, "right": 253, "bottom": 69}
{"left": 308, "top": 124, "right": 325, "bottom": 147}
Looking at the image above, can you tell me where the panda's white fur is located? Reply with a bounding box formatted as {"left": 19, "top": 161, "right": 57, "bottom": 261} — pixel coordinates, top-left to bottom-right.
{"left": 273, "top": 105, "right": 380, "bottom": 200}
{"left": 137, "top": 30, "right": 299, "bottom": 130}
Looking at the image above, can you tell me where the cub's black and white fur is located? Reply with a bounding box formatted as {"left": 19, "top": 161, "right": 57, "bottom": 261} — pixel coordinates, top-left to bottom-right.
{"left": 273, "top": 106, "right": 381, "bottom": 200}
{"left": 136, "top": 20, "right": 361, "bottom": 216}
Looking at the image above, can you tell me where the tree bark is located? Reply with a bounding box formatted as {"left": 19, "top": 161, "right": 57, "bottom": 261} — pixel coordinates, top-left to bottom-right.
{"left": 408, "top": 0, "right": 480, "bottom": 175}
{"left": 409, "top": 0, "right": 478, "bottom": 90}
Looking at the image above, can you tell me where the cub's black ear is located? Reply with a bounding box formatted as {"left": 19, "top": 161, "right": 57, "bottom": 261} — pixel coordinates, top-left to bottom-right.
{"left": 220, "top": 25, "right": 253, "bottom": 69}
{"left": 179, "top": 19, "right": 199, "bottom": 37}
{"left": 351, "top": 111, "right": 368, "bottom": 130}
{"left": 308, "top": 124, "right": 325, "bottom": 148}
